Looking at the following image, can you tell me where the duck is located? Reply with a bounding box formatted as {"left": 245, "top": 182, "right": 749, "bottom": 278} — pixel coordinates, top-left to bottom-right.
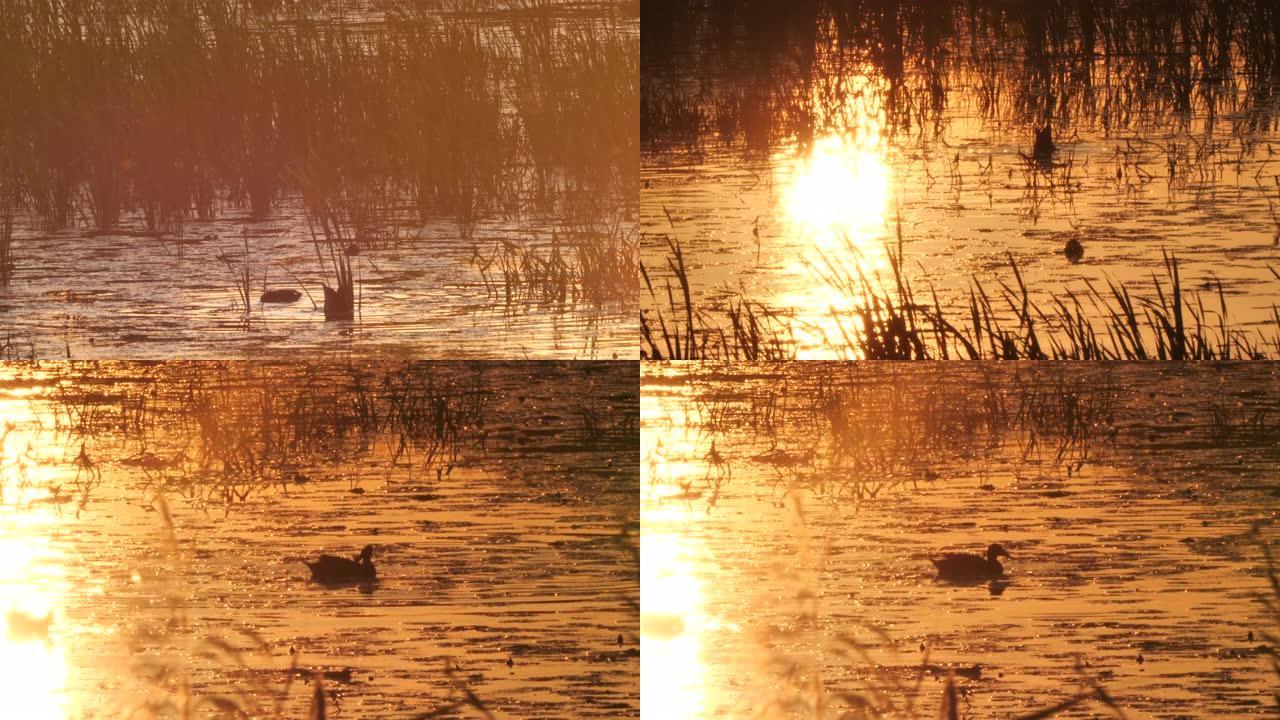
{"left": 1033, "top": 125, "right": 1056, "bottom": 161}
{"left": 303, "top": 545, "right": 376, "bottom": 584}
{"left": 931, "top": 543, "right": 1011, "bottom": 582}
{"left": 1064, "top": 237, "right": 1084, "bottom": 263}
{"left": 260, "top": 288, "right": 302, "bottom": 304}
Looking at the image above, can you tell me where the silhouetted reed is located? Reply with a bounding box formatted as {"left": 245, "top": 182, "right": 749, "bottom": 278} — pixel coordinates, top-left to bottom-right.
{"left": 0, "top": 0, "right": 637, "bottom": 305}
{"left": 644, "top": 230, "right": 1280, "bottom": 360}
{"left": 643, "top": 0, "right": 1280, "bottom": 152}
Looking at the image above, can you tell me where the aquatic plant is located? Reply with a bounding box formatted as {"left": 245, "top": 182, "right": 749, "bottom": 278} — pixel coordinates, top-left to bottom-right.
{"left": 643, "top": 0, "right": 1280, "bottom": 151}
{"left": 0, "top": 0, "right": 637, "bottom": 306}
{"left": 643, "top": 232, "right": 1280, "bottom": 360}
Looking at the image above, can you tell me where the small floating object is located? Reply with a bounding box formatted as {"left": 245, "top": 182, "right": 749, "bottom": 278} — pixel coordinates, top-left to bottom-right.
{"left": 202, "top": 233, "right": 218, "bottom": 242}
{"left": 1064, "top": 237, "right": 1084, "bottom": 263}
{"left": 1248, "top": 630, "right": 1254, "bottom": 643}
{"left": 506, "top": 656, "right": 514, "bottom": 668}
{"left": 322, "top": 668, "right": 353, "bottom": 683}
{"left": 1136, "top": 653, "right": 1144, "bottom": 665}
{"left": 1033, "top": 124, "right": 1056, "bottom": 161}
{"left": 931, "top": 543, "right": 1011, "bottom": 582}
{"left": 303, "top": 545, "right": 376, "bottom": 584}
{"left": 260, "top": 288, "right": 302, "bottom": 304}
{"left": 924, "top": 663, "right": 982, "bottom": 680}
{"left": 617, "top": 633, "right": 624, "bottom": 647}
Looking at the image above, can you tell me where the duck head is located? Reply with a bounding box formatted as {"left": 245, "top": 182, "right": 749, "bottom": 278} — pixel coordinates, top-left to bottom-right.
{"left": 357, "top": 545, "right": 375, "bottom": 565}
{"left": 986, "top": 543, "right": 1012, "bottom": 563}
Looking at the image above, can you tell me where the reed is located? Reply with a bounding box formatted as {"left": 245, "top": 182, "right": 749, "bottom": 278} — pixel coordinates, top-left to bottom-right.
{"left": 646, "top": 225, "right": 1280, "bottom": 360}
{"left": 1259, "top": 526, "right": 1280, "bottom": 708}
{"left": 0, "top": 0, "right": 636, "bottom": 304}
{"left": 644, "top": 0, "right": 1280, "bottom": 152}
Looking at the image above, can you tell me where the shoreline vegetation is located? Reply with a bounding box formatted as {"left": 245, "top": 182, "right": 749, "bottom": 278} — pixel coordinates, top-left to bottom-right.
{"left": 642, "top": 0, "right": 1280, "bottom": 154}
{"left": 641, "top": 227, "right": 1280, "bottom": 360}
{"left": 0, "top": 0, "right": 638, "bottom": 318}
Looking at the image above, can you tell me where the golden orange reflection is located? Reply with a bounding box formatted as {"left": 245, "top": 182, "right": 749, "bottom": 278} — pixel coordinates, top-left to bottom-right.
{"left": 782, "top": 132, "right": 891, "bottom": 244}
{"left": 641, "top": 392, "right": 717, "bottom": 718}
{"left": 0, "top": 535, "right": 69, "bottom": 720}
{"left": 772, "top": 73, "right": 896, "bottom": 358}
{"left": 0, "top": 383, "right": 72, "bottom": 720}
{"left": 640, "top": 530, "right": 710, "bottom": 718}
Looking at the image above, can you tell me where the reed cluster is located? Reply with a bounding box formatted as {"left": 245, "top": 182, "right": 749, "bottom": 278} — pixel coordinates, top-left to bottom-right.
{"left": 643, "top": 0, "right": 1280, "bottom": 152}
{"left": 641, "top": 234, "right": 1280, "bottom": 360}
{"left": 0, "top": 0, "right": 637, "bottom": 300}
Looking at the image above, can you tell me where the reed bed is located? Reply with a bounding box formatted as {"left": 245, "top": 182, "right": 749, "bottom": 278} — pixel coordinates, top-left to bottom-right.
{"left": 643, "top": 0, "right": 1280, "bottom": 153}
{"left": 647, "top": 364, "right": 1116, "bottom": 512}
{"left": 474, "top": 219, "right": 637, "bottom": 307}
{"left": 25, "top": 361, "right": 635, "bottom": 509}
{"left": 0, "top": 0, "right": 637, "bottom": 304}
{"left": 641, "top": 233, "right": 1280, "bottom": 360}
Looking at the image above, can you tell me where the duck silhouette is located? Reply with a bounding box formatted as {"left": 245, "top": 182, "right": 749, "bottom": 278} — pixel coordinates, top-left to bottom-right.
{"left": 260, "top": 288, "right": 302, "bottom": 304}
{"left": 1033, "top": 125, "right": 1056, "bottom": 161}
{"left": 931, "top": 543, "right": 1011, "bottom": 582}
{"left": 303, "top": 545, "right": 376, "bottom": 584}
{"left": 1064, "top": 237, "right": 1084, "bottom": 263}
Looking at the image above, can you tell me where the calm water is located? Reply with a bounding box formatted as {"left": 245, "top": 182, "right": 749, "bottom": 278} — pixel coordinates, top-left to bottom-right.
{"left": 641, "top": 1, "right": 1280, "bottom": 358}
{"left": 1, "top": 206, "right": 633, "bottom": 359}
{"left": 641, "top": 362, "right": 1278, "bottom": 718}
{"left": 0, "top": 361, "right": 639, "bottom": 718}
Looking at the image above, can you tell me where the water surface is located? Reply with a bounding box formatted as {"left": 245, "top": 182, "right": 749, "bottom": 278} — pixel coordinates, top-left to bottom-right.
{"left": 0, "top": 361, "right": 639, "bottom": 718}
{"left": 641, "top": 362, "right": 1278, "bottom": 717}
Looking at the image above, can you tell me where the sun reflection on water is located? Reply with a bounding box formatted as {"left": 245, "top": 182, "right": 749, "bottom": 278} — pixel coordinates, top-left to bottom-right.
{"left": 782, "top": 132, "right": 891, "bottom": 245}
{"left": 0, "top": 382, "right": 72, "bottom": 720}
{"left": 771, "top": 74, "right": 896, "bottom": 359}
{"left": 0, "top": 535, "right": 69, "bottom": 720}
{"left": 641, "top": 390, "right": 717, "bottom": 719}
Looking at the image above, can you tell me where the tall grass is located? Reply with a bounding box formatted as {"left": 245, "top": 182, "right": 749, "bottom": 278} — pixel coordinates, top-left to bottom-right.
{"left": 643, "top": 0, "right": 1280, "bottom": 152}
{"left": 642, "top": 233, "right": 1280, "bottom": 360}
{"left": 0, "top": 0, "right": 638, "bottom": 305}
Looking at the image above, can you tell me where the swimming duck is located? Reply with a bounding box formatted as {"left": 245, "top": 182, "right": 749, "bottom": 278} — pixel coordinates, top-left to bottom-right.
{"left": 931, "top": 543, "right": 1011, "bottom": 582}
{"left": 303, "top": 545, "right": 376, "bottom": 584}
{"left": 260, "top": 288, "right": 302, "bottom": 304}
{"left": 1064, "top": 237, "right": 1084, "bottom": 263}
{"left": 1033, "top": 125, "right": 1056, "bottom": 161}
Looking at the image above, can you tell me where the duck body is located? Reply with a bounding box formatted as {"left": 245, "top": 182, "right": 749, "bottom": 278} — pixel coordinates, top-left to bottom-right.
{"left": 1033, "top": 125, "right": 1056, "bottom": 161}
{"left": 931, "top": 543, "right": 1011, "bottom": 582}
{"left": 304, "top": 545, "right": 376, "bottom": 584}
{"left": 1064, "top": 237, "right": 1084, "bottom": 263}
{"left": 260, "top": 288, "right": 302, "bottom": 304}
